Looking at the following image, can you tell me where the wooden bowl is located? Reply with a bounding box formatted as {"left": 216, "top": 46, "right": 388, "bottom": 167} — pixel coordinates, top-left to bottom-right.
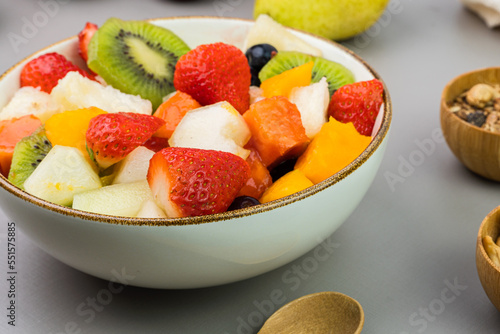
{"left": 476, "top": 205, "right": 500, "bottom": 312}
{"left": 440, "top": 67, "right": 500, "bottom": 181}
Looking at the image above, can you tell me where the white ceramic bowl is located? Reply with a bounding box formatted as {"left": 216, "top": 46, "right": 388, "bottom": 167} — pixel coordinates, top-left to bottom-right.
{"left": 0, "top": 16, "right": 392, "bottom": 289}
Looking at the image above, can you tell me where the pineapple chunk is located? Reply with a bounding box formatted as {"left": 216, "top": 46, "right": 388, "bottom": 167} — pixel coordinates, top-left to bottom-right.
{"left": 112, "top": 146, "right": 155, "bottom": 184}
{"left": 72, "top": 180, "right": 153, "bottom": 217}
{"left": 169, "top": 101, "right": 251, "bottom": 160}
{"left": 51, "top": 72, "right": 152, "bottom": 115}
{"left": 24, "top": 145, "right": 101, "bottom": 206}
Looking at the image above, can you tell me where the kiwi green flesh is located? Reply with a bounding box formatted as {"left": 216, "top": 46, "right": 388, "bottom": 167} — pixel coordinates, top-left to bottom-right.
{"left": 258, "top": 51, "right": 355, "bottom": 96}
{"left": 8, "top": 126, "right": 52, "bottom": 190}
{"left": 311, "top": 57, "right": 355, "bottom": 96}
{"left": 258, "top": 52, "right": 314, "bottom": 83}
{"left": 87, "top": 18, "right": 190, "bottom": 111}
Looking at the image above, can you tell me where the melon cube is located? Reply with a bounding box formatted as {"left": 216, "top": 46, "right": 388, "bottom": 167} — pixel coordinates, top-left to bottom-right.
{"left": 289, "top": 77, "right": 330, "bottom": 138}
{"left": 24, "top": 145, "right": 102, "bottom": 206}
{"left": 72, "top": 180, "right": 153, "bottom": 217}
{"left": 243, "top": 14, "right": 322, "bottom": 57}
{"left": 112, "top": 146, "right": 155, "bottom": 184}
{"left": 0, "top": 86, "right": 60, "bottom": 122}
{"left": 136, "top": 199, "right": 168, "bottom": 218}
{"left": 169, "top": 101, "right": 251, "bottom": 159}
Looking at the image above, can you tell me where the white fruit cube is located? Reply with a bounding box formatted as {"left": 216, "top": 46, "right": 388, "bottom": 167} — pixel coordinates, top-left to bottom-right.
{"left": 169, "top": 101, "right": 251, "bottom": 159}
{"left": 136, "top": 199, "right": 168, "bottom": 218}
{"left": 244, "top": 14, "right": 322, "bottom": 57}
{"left": 24, "top": 145, "right": 102, "bottom": 206}
{"left": 0, "top": 86, "right": 60, "bottom": 122}
{"left": 72, "top": 180, "right": 153, "bottom": 217}
{"left": 51, "top": 72, "right": 152, "bottom": 115}
{"left": 112, "top": 146, "right": 155, "bottom": 184}
{"left": 289, "top": 77, "right": 330, "bottom": 138}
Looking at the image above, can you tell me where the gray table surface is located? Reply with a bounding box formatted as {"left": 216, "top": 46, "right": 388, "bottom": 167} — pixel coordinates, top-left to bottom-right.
{"left": 1, "top": 0, "right": 500, "bottom": 333}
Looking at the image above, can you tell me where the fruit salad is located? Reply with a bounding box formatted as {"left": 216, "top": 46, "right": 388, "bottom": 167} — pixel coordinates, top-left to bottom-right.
{"left": 0, "top": 15, "right": 384, "bottom": 218}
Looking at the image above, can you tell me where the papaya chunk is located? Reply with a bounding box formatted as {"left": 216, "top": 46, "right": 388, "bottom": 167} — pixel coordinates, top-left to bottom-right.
{"left": 243, "top": 96, "right": 309, "bottom": 169}
{"left": 0, "top": 115, "right": 42, "bottom": 176}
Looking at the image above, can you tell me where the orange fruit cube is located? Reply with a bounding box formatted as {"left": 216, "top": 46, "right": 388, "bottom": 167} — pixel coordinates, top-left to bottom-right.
{"left": 153, "top": 91, "right": 201, "bottom": 138}
{"left": 260, "top": 169, "right": 313, "bottom": 204}
{"left": 295, "top": 117, "right": 372, "bottom": 184}
{"left": 0, "top": 114, "right": 42, "bottom": 176}
{"left": 243, "top": 96, "right": 309, "bottom": 169}
{"left": 260, "top": 61, "right": 314, "bottom": 98}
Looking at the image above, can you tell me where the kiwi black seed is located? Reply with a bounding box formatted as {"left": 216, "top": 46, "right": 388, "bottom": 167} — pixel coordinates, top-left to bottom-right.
{"left": 87, "top": 18, "right": 191, "bottom": 110}
{"left": 258, "top": 51, "right": 355, "bottom": 96}
{"left": 8, "top": 126, "right": 52, "bottom": 190}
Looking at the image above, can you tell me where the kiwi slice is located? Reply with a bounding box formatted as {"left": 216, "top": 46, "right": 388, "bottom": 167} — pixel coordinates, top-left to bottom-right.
{"left": 258, "top": 51, "right": 314, "bottom": 83}
{"left": 87, "top": 18, "right": 191, "bottom": 110}
{"left": 258, "top": 51, "right": 355, "bottom": 96}
{"left": 311, "top": 57, "right": 355, "bottom": 96}
{"left": 8, "top": 126, "right": 52, "bottom": 190}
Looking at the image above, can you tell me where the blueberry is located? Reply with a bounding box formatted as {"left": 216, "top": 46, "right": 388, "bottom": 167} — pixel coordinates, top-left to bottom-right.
{"left": 245, "top": 44, "right": 277, "bottom": 86}
{"left": 270, "top": 158, "right": 298, "bottom": 182}
{"left": 227, "top": 196, "right": 260, "bottom": 211}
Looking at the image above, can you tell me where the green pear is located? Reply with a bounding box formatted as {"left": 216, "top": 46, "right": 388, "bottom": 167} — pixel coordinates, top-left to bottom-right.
{"left": 254, "top": 0, "right": 390, "bottom": 41}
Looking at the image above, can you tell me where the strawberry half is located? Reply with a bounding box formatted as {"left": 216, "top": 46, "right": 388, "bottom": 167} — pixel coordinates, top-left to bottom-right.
{"left": 20, "top": 52, "right": 94, "bottom": 93}
{"left": 147, "top": 147, "right": 251, "bottom": 218}
{"left": 173, "top": 42, "right": 251, "bottom": 114}
{"left": 328, "top": 79, "right": 384, "bottom": 136}
{"left": 78, "top": 22, "right": 98, "bottom": 63}
{"left": 86, "top": 112, "right": 165, "bottom": 169}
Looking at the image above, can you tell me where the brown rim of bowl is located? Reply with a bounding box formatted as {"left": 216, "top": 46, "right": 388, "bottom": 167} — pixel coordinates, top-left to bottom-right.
{"left": 0, "top": 16, "right": 392, "bottom": 227}
{"left": 441, "top": 67, "right": 500, "bottom": 138}
{"left": 477, "top": 205, "right": 500, "bottom": 275}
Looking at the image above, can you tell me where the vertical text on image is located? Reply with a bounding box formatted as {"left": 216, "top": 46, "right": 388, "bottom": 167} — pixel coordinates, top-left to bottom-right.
{"left": 6, "top": 221, "right": 17, "bottom": 327}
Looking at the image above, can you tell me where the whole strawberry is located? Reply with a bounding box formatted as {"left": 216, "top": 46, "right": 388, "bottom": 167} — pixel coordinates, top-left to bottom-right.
{"left": 328, "top": 79, "right": 384, "bottom": 136}
{"left": 147, "top": 147, "right": 251, "bottom": 218}
{"left": 86, "top": 112, "right": 165, "bottom": 169}
{"left": 173, "top": 42, "right": 251, "bottom": 114}
{"left": 20, "top": 52, "right": 94, "bottom": 93}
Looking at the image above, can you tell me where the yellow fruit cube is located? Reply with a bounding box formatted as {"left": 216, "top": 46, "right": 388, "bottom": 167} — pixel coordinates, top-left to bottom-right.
{"left": 260, "top": 169, "right": 313, "bottom": 203}
{"left": 295, "top": 117, "right": 371, "bottom": 184}
{"left": 45, "top": 107, "right": 107, "bottom": 158}
{"left": 260, "top": 61, "right": 314, "bottom": 98}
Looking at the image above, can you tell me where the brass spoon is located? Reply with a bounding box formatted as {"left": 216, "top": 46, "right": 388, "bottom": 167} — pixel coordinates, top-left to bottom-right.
{"left": 258, "top": 291, "right": 364, "bottom": 334}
